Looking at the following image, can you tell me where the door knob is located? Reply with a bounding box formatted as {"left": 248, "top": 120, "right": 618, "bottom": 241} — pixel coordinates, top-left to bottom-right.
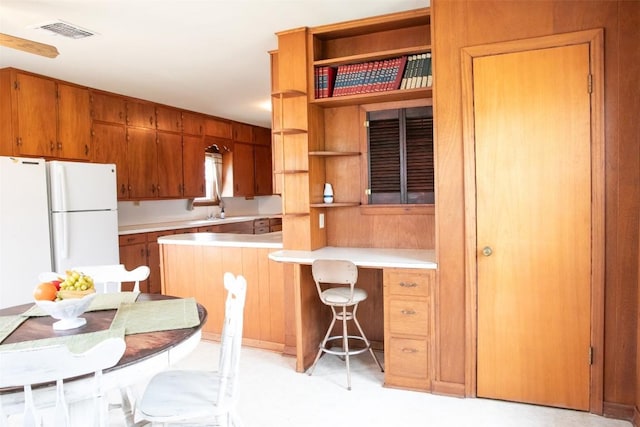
{"left": 482, "top": 246, "right": 493, "bottom": 257}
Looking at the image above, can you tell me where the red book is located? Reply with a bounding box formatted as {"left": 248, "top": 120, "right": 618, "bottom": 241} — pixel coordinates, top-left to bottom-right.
{"left": 391, "top": 56, "right": 408, "bottom": 90}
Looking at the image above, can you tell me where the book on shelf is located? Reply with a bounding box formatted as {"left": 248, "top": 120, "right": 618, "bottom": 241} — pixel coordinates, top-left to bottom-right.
{"left": 314, "top": 53, "right": 427, "bottom": 98}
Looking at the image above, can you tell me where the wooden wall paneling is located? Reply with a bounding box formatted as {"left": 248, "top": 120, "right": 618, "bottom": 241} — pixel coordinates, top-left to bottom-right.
{"left": 326, "top": 208, "right": 435, "bottom": 249}
{"left": 282, "top": 173, "right": 310, "bottom": 214}
{"left": 282, "top": 133, "right": 309, "bottom": 172}
{"left": 308, "top": 207, "right": 327, "bottom": 250}
{"left": 199, "top": 246, "right": 225, "bottom": 337}
{"left": 282, "top": 263, "right": 297, "bottom": 356}
{"left": 282, "top": 215, "right": 312, "bottom": 250}
{"left": 282, "top": 96, "right": 308, "bottom": 131}
{"left": 264, "top": 249, "right": 286, "bottom": 345}
{"left": 432, "top": 0, "right": 475, "bottom": 395}
{"left": 432, "top": 0, "right": 640, "bottom": 413}
{"left": 239, "top": 247, "right": 261, "bottom": 343}
{"left": 308, "top": 156, "right": 325, "bottom": 204}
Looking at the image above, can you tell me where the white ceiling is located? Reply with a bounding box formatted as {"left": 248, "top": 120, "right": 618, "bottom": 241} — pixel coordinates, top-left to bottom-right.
{"left": 0, "top": 0, "right": 428, "bottom": 129}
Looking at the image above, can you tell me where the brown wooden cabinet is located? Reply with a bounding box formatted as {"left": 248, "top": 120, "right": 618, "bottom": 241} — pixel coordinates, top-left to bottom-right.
{"left": 156, "top": 106, "right": 182, "bottom": 133}
{"left": 126, "top": 127, "right": 158, "bottom": 199}
{"left": 183, "top": 112, "right": 204, "bottom": 136}
{"left": 232, "top": 122, "right": 252, "bottom": 143}
{"left": 222, "top": 138, "right": 273, "bottom": 198}
{"left": 91, "top": 122, "right": 128, "bottom": 198}
{"left": 205, "top": 117, "right": 232, "bottom": 139}
{"left": 126, "top": 99, "right": 155, "bottom": 129}
{"left": 90, "top": 91, "right": 126, "bottom": 124}
{"left": 0, "top": 69, "right": 92, "bottom": 160}
{"left": 157, "top": 131, "right": 183, "bottom": 198}
{"left": 118, "top": 233, "right": 149, "bottom": 292}
{"left": 383, "top": 268, "right": 433, "bottom": 391}
{"left": 182, "top": 134, "right": 206, "bottom": 198}
{"left": 56, "top": 83, "right": 92, "bottom": 160}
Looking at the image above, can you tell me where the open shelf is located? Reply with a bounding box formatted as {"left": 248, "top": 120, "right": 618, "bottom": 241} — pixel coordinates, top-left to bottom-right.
{"left": 309, "top": 202, "right": 361, "bottom": 208}
{"left": 311, "top": 87, "right": 431, "bottom": 107}
{"left": 271, "top": 90, "right": 307, "bottom": 99}
{"left": 309, "top": 151, "right": 360, "bottom": 157}
{"left": 272, "top": 128, "right": 307, "bottom": 135}
{"left": 313, "top": 45, "right": 430, "bottom": 68}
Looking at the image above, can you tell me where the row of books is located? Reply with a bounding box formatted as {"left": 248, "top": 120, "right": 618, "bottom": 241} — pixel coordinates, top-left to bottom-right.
{"left": 314, "top": 53, "right": 432, "bottom": 99}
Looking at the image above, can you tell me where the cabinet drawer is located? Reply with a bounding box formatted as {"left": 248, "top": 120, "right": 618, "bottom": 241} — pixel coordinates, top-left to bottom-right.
{"left": 253, "top": 218, "right": 269, "bottom": 228}
{"left": 384, "top": 269, "right": 430, "bottom": 297}
{"left": 388, "top": 298, "right": 429, "bottom": 336}
{"left": 147, "top": 230, "right": 175, "bottom": 242}
{"left": 119, "top": 233, "right": 147, "bottom": 245}
{"left": 254, "top": 226, "right": 270, "bottom": 235}
{"left": 269, "top": 217, "right": 282, "bottom": 226}
{"left": 270, "top": 224, "right": 283, "bottom": 232}
{"left": 387, "top": 336, "right": 429, "bottom": 380}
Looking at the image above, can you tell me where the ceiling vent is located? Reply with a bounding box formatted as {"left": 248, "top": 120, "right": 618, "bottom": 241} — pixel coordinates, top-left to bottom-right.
{"left": 32, "top": 20, "right": 96, "bottom": 39}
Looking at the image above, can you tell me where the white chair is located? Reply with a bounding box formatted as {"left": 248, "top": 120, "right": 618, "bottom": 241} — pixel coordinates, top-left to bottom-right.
{"left": 0, "top": 337, "right": 126, "bottom": 427}
{"left": 307, "top": 259, "right": 384, "bottom": 390}
{"left": 136, "top": 272, "right": 247, "bottom": 426}
{"left": 72, "top": 264, "right": 150, "bottom": 293}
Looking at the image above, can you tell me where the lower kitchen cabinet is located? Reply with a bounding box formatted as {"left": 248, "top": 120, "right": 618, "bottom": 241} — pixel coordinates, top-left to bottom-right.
{"left": 383, "top": 268, "right": 434, "bottom": 391}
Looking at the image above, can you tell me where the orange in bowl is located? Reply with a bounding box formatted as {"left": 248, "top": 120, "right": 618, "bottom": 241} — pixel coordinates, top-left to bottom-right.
{"left": 33, "top": 282, "right": 58, "bottom": 301}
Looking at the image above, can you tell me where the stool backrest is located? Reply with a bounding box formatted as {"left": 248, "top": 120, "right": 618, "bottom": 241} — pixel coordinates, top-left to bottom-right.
{"left": 311, "top": 259, "right": 358, "bottom": 302}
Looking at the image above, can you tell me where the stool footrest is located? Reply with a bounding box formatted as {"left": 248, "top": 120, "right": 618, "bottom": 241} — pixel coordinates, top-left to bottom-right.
{"left": 320, "top": 336, "right": 371, "bottom": 356}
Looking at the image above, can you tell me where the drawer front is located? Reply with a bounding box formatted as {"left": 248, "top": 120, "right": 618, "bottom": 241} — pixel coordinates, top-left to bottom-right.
{"left": 269, "top": 217, "right": 282, "bottom": 226}
{"left": 253, "top": 218, "right": 269, "bottom": 228}
{"left": 269, "top": 224, "right": 283, "bottom": 232}
{"left": 254, "top": 226, "right": 270, "bottom": 235}
{"left": 388, "top": 298, "right": 429, "bottom": 336}
{"left": 147, "top": 230, "right": 175, "bottom": 242}
{"left": 387, "top": 336, "right": 429, "bottom": 380}
{"left": 384, "top": 269, "right": 430, "bottom": 297}
{"left": 119, "top": 233, "right": 146, "bottom": 245}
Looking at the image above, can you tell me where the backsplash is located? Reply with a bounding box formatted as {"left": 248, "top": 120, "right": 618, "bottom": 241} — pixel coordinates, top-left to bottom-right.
{"left": 117, "top": 195, "right": 282, "bottom": 226}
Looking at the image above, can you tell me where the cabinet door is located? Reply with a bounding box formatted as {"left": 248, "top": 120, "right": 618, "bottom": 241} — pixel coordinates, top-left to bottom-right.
{"left": 182, "top": 112, "right": 204, "bottom": 136}
{"left": 205, "top": 117, "right": 232, "bottom": 138}
{"left": 15, "top": 73, "right": 57, "bottom": 157}
{"left": 182, "top": 134, "right": 206, "bottom": 198}
{"left": 127, "top": 100, "right": 156, "bottom": 129}
{"left": 57, "top": 83, "right": 91, "bottom": 160}
{"left": 92, "top": 122, "right": 129, "bottom": 199}
{"left": 157, "top": 131, "right": 183, "bottom": 197}
{"left": 156, "top": 106, "right": 182, "bottom": 133}
{"left": 253, "top": 126, "right": 271, "bottom": 146}
{"left": 254, "top": 144, "right": 273, "bottom": 195}
{"left": 91, "top": 91, "right": 126, "bottom": 124}
{"left": 232, "top": 142, "right": 255, "bottom": 196}
{"left": 232, "top": 122, "right": 253, "bottom": 143}
{"left": 147, "top": 231, "right": 174, "bottom": 294}
{"left": 127, "top": 127, "right": 158, "bottom": 198}
{"left": 119, "top": 242, "right": 148, "bottom": 292}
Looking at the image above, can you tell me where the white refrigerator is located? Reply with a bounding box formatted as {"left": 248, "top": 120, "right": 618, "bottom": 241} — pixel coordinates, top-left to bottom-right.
{"left": 0, "top": 157, "right": 120, "bottom": 309}
{"left": 47, "top": 161, "right": 120, "bottom": 273}
{"left": 0, "top": 157, "right": 53, "bottom": 308}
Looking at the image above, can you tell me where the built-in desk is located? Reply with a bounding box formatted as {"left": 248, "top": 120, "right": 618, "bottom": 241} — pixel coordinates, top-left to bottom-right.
{"left": 269, "top": 247, "right": 437, "bottom": 392}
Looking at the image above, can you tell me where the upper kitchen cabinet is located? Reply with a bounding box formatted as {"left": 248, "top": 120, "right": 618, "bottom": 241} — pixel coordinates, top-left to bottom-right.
{"left": 126, "top": 99, "right": 156, "bottom": 129}
{"left": 126, "top": 127, "right": 158, "bottom": 199}
{"left": 183, "top": 112, "right": 205, "bottom": 136}
{"left": 182, "top": 134, "right": 206, "bottom": 198}
{"left": 0, "top": 69, "right": 91, "bottom": 160}
{"left": 232, "top": 122, "right": 252, "bottom": 143}
{"left": 157, "top": 131, "right": 184, "bottom": 198}
{"left": 90, "top": 90, "right": 126, "bottom": 124}
{"left": 205, "top": 117, "right": 232, "bottom": 139}
{"left": 156, "top": 106, "right": 182, "bottom": 133}
{"left": 91, "top": 122, "right": 129, "bottom": 198}
{"left": 222, "top": 124, "right": 273, "bottom": 198}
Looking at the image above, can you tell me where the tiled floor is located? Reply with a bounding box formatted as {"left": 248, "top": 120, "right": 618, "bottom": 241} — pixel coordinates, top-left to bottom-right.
{"left": 162, "top": 340, "right": 633, "bottom": 427}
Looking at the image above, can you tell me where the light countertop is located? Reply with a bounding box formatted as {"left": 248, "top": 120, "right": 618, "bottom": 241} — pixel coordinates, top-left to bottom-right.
{"left": 158, "top": 231, "right": 283, "bottom": 249}
{"left": 269, "top": 247, "right": 436, "bottom": 269}
{"left": 118, "top": 215, "right": 281, "bottom": 235}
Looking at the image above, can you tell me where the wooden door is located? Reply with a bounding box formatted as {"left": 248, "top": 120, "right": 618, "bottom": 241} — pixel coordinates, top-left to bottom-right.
{"left": 15, "top": 73, "right": 57, "bottom": 157}
{"left": 475, "top": 44, "right": 592, "bottom": 410}
{"left": 254, "top": 144, "right": 273, "bottom": 195}
{"left": 90, "top": 91, "right": 126, "bottom": 124}
{"left": 57, "top": 83, "right": 91, "bottom": 160}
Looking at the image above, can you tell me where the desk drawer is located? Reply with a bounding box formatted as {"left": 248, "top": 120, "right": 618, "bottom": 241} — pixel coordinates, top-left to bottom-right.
{"left": 386, "top": 336, "right": 429, "bottom": 380}
{"left": 388, "top": 298, "right": 429, "bottom": 336}
{"left": 384, "top": 269, "right": 430, "bottom": 298}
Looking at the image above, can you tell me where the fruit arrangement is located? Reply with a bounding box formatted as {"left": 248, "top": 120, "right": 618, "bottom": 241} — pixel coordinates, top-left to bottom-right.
{"left": 34, "top": 270, "right": 96, "bottom": 301}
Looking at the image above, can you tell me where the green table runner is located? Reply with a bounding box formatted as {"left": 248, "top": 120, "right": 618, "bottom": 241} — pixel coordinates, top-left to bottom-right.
{"left": 109, "top": 297, "right": 200, "bottom": 335}
{"left": 0, "top": 315, "right": 29, "bottom": 344}
{"left": 20, "top": 292, "right": 141, "bottom": 317}
{"left": 0, "top": 327, "right": 125, "bottom": 354}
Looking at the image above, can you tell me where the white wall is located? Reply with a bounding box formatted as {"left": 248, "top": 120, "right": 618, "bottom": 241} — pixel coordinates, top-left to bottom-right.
{"left": 118, "top": 195, "right": 282, "bottom": 226}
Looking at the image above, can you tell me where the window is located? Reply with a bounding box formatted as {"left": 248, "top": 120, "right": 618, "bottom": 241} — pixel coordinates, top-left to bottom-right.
{"left": 193, "top": 148, "right": 222, "bottom": 206}
{"left": 367, "top": 106, "right": 434, "bottom": 204}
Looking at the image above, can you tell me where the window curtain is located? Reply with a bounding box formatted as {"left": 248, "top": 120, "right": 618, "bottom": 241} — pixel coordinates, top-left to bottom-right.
{"left": 205, "top": 152, "right": 223, "bottom": 203}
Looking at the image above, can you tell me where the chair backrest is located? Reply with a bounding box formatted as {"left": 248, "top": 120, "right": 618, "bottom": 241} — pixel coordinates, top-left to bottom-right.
{"left": 0, "top": 337, "right": 126, "bottom": 427}
{"left": 217, "top": 272, "right": 247, "bottom": 409}
{"left": 311, "top": 259, "right": 358, "bottom": 301}
{"left": 72, "top": 264, "right": 150, "bottom": 293}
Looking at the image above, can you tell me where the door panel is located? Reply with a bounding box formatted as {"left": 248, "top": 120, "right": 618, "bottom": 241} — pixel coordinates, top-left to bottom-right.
{"left": 475, "top": 44, "right": 591, "bottom": 410}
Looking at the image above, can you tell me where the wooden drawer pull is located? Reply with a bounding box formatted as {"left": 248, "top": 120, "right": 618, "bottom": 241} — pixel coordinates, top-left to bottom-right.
{"left": 401, "top": 309, "right": 416, "bottom": 315}
{"left": 400, "top": 281, "right": 418, "bottom": 288}
{"left": 401, "top": 347, "right": 418, "bottom": 353}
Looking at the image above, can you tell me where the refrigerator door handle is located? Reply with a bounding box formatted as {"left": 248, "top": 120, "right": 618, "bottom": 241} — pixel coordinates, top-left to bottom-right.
{"left": 50, "top": 162, "right": 69, "bottom": 212}
{"left": 60, "top": 212, "right": 69, "bottom": 261}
